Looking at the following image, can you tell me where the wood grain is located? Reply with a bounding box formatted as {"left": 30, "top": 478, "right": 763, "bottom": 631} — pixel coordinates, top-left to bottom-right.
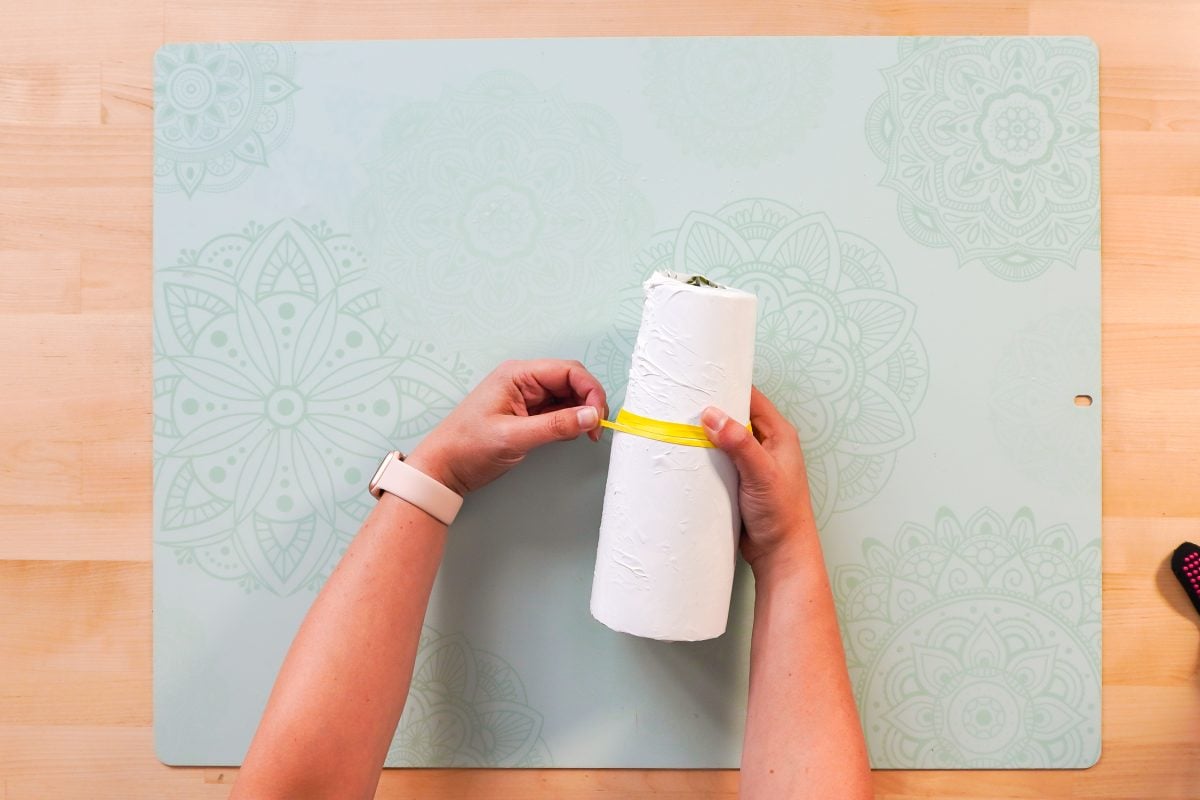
{"left": 1, "top": 1, "right": 1196, "bottom": 797}
{"left": 0, "top": 65, "right": 99, "bottom": 126}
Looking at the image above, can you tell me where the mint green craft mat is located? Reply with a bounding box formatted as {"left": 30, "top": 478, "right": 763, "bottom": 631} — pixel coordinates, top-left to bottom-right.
{"left": 152, "top": 37, "right": 1101, "bottom": 769}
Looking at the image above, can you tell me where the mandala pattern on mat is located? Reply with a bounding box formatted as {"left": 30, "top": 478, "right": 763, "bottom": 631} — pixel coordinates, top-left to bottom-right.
{"left": 833, "top": 507, "right": 1101, "bottom": 768}
{"left": 865, "top": 37, "right": 1099, "bottom": 280}
{"left": 991, "top": 310, "right": 1100, "bottom": 494}
{"left": 354, "top": 71, "right": 651, "bottom": 352}
{"left": 585, "top": 199, "right": 928, "bottom": 526}
{"left": 154, "top": 43, "right": 299, "bottom": 197}
{"left": 644, "top": 38, "right": 832, "bottom": 167}
{"left": 387, "top": 626, "right": 552, "bottom": 767}
{"left": 153, "top": 218, "right": 472, "bottom": 595}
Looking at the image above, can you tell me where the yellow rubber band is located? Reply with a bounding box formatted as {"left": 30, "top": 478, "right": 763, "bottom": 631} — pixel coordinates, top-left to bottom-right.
{"left": 599, "top": 408, "right": 751, "bottom": 449}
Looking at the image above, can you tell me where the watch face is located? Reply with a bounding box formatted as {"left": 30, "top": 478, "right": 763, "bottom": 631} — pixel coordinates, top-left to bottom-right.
{"left": 368, "top": 451, "right": 396, "bottom": 498}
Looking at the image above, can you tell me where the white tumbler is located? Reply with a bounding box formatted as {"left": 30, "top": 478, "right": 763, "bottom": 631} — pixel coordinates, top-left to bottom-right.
{"left": 590, "top": 271, "right": 757, "bottom": 641}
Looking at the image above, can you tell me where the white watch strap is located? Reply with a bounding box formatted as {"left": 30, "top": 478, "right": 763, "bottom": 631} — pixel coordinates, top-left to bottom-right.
{"left": 376, "top": 457, "right": 463, "bottom": 526}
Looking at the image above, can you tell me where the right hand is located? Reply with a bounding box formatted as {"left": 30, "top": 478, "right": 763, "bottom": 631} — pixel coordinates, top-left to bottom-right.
{"left": 701, "top": 387, "right": 818, "bottom": 574}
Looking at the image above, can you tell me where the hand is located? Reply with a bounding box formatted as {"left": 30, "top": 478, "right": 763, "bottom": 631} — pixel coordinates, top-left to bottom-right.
{"left": 700, "top": 386, "right": 818, "bottom": 575}
{"left": 405, "top": 359, "right": 608, "bottom": 496}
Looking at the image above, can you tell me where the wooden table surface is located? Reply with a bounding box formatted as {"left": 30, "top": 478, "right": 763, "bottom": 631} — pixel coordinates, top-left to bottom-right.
{"left": 2, "top": 1, "right": 1197, "bottom": 798}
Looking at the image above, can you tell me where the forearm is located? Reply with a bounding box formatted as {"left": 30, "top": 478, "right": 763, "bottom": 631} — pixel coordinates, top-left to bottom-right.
{"left": 740, "top": 536, "right": 872, "bottom": 800}
{"left": 233, "top": 491, "right": 447, "bottom": 800}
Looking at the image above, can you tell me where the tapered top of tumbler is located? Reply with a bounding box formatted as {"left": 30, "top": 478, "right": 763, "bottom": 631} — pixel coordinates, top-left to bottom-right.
{"left": 624, "top": 270, "right": 758, "bottom": 425}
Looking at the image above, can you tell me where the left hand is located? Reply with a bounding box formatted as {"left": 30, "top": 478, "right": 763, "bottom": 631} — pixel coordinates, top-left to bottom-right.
{"left": 405, "top": 359, "right": 608, "bottom": 496}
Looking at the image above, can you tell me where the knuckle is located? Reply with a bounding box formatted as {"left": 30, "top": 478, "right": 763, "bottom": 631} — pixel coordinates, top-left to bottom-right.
{"left": 776, "top": 416, "right": 799, "bottom": 439}
{"left": 743, "top": 472, "right": 776, "bottom": 499}
{"left": 728, "top": 424, "right": 753, "bottom": 449}
{"left": 489, "top": 360, "right": 515, "bottom": 382}
{"left": 547, "top": 412, "right": 572, "bottom": 439}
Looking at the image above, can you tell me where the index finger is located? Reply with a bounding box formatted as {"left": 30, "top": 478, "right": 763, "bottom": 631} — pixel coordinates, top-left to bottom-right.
{"left": 514, "top": 358, "right": 608, "bottom": 414}
{"left": 748, "top": 385, "right": 792, "bottom": 441}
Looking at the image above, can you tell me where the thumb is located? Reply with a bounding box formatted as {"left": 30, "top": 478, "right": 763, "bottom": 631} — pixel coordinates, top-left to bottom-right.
{"left": 507, "top": 405, "right": 600, "bottom": 451}
{"left": 701, "top": 406, "right": 773, "bottom": 484}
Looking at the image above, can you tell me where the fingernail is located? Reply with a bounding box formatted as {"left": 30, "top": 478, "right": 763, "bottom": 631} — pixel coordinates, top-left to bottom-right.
{"left": 701, "top": 407, "right": 727, "bottom": 433}
{"left": 577, "top": 406, "right": 599, "bottom": 429}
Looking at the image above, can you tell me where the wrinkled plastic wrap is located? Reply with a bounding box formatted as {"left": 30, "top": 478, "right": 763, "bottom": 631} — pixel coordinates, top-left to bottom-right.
{"left": 591, "top": 271, "right": 757, "bottom": 641}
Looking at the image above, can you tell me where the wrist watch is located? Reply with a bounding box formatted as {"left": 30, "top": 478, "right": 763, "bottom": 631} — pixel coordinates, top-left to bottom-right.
{"left": 368, "top": 450, "right": 463, "bottom": 526}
